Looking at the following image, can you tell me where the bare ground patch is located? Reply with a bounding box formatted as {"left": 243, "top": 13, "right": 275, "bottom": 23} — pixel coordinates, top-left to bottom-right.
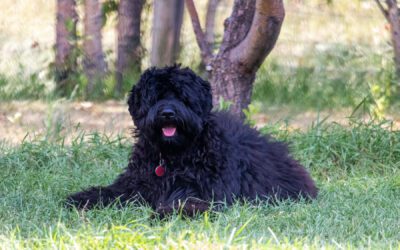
{"left": 1, "top": 101, "right": 399, "bottom": 145}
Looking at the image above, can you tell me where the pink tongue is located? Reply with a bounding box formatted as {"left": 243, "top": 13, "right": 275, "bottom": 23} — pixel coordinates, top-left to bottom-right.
{"left": 162, "top": 127, "right": 176, "bottom": 137}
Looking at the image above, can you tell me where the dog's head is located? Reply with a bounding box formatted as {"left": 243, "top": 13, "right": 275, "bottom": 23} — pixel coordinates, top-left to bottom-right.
{"left": 128, "top": 65, "right": 213, "bottom": 153}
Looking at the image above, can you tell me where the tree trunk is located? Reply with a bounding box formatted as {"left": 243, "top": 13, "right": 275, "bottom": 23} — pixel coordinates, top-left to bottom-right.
{"left": 386, "top": 0, "right": 400, "bottom": 79}
{"left": 210, "top": 59, "right": 256, "bottom": 115}
{"left": 55, "top": 0, "right": 78, "bottom": 96}
{"left": 83, "top": 0, "right": 107, "bottom": 96}
{"left": 186, "top": 0, "right": 285, "bottom": 118}
{"left": 375, "top": 0, "right": 400, "bottom": 87}
{"left": 151, "top": 0, "right": 184, "bottom": 67}
{"left": 116, "top": 0, "right": 145, "bottom": 95}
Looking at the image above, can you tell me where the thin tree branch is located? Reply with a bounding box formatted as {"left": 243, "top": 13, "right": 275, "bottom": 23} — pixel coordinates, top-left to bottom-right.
{"left": 205, "top": 0, "right": 221, "bottom": 49}
{"left": 185, "top": 0, "right": 213, "bottom": 64}
{"left": 374, "top": 0, "right": 390, "bottom": 21}
{"left": 229, "top": 0, "right": 285, "bottom": 73}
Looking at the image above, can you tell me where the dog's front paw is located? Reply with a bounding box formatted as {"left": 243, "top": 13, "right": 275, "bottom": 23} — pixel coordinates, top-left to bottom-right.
{"left": 154, "top": 198, "right": 210, "bottom": 219}
{"left": 65, "top": 189, "right": 100, "bottom": 210}
{"left": 155, "top": 204, "right": 174, "bottom": 219}
{"left": 181, "top": 198, "right": 210, "bottom": 217}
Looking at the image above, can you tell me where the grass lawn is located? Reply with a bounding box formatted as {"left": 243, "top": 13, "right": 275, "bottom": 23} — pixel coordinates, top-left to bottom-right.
{"left": 0, "top": 120, "right": 399, "bottom": 249}
{"left": 0, "top": 1, "right": 399, "bottom": 248}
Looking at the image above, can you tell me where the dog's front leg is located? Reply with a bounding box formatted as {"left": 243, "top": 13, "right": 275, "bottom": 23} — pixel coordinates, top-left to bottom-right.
{"left": 65, "top": 185, "right": 127, "bottom": 209}
{"left": 66, "top": 170, "right": 137, "bottom": 209}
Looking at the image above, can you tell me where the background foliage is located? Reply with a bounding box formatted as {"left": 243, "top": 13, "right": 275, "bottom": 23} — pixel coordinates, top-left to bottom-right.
{"left": 0, "top": 0, "right": 398, "bottom": 114}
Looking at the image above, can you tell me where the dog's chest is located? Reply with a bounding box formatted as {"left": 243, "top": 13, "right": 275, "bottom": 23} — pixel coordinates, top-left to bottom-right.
{"left": 144, "top": 159, "right": 209, "bottom": 204}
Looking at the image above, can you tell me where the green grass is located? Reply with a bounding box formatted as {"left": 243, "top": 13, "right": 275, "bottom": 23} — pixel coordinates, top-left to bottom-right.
{"left": 1, "top": 121, "right": 399, "bottom": 249}
{"left": 253, "top": 44, "right": 397, "bottom": 110}
{"left": 0, "top": 73, "right": 50, "bottom": 101}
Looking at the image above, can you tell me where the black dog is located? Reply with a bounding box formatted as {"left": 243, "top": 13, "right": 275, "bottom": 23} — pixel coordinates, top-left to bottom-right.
{"left": 66, "top": 66, "right": 317, "bottom": 216}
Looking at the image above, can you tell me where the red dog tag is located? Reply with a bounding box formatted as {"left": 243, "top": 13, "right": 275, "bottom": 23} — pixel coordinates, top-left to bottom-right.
{"left": 155, "top": 165, "right": 166, "bottom": 177}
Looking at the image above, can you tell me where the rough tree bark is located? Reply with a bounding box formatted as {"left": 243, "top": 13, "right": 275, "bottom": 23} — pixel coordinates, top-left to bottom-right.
{"left": 83, "top": 0, "right": 107, "bottom": 95}
{"left": 55, "top": 0, "right": 78, "bottom": 96}
{"left": 116, "top": 0, "right": 145, "bottom": 95}
{"left": 151, "top": 0, "right": 185, "bottom": 67}
{"left": 186, "top": 0, "right": 285, "bottom": 117}
{"left": 375, "top": 0, "right": 400, "bottom": 79}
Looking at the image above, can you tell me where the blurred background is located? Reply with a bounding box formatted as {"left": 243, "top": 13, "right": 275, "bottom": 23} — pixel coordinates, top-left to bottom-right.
{"left": 0, "top": 0, "right": 399, "bottom": 143}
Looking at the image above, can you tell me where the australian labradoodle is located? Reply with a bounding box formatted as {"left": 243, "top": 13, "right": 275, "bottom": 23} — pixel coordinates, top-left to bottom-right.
{"left": 66, "top": 65, "right": 318, "bottom": 216}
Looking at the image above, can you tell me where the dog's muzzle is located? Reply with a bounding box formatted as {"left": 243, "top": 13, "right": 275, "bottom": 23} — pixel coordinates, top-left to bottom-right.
{"left": 158, "top": 106, "right": 178, "bottom": 137}
{"left": 160, "top": 108, "right": 175, "bottom": 120}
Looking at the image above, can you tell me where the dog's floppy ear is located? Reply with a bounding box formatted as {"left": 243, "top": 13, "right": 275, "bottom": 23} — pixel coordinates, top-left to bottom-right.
{"left": 127, "top": 84, "right": 137, "bottom": 117}
{"left": 198, "top": 77, "right": 213, "bottom": 115}
{"left": 127, "top": 67, "right": 155, "bottom": 119}
{"left": 179, "top": 66, "right": 213, "bottom": 116}
{"left": 189, "top": 69, "right": 213, "bottom": 116}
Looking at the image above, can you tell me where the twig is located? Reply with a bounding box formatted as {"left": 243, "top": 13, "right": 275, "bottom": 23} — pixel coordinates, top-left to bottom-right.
{"left": 374, "top": 0, "right": 390, "bottom": 21}
{"left": 185, "top": 0, "right": 213, "bottom": 64}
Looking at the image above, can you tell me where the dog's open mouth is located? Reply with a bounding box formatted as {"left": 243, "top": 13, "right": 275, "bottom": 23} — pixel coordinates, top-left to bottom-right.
{"left": 162, "top": 126, "right": 177, "bottom": 137}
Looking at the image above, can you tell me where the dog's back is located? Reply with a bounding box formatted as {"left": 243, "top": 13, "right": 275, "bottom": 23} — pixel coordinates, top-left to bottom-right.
{"left": 210, "top": 111, "right": 318, "bottom": 201}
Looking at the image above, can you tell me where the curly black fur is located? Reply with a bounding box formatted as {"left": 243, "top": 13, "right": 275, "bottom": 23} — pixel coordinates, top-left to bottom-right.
{"left": 66, "top": 65, "right": 318, "bottom": 216}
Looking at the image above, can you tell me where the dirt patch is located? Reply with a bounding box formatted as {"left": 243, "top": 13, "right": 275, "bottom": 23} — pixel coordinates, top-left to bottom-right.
{"left": 1, "top": 101, "right": 399, "bottom": 145}
{"left": 0, "top": 101, "right": 132, "bottom": 145}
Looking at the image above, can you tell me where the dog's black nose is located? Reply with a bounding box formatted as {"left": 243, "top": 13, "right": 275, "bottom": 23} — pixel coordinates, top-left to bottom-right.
{"left": 160, "top": 108, "right": 175, "bottom": 119}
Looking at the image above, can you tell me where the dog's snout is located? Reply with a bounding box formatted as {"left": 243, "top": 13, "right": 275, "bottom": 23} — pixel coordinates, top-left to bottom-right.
{"left": 160, "top": 108, "right": 175, "bottom": 119}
